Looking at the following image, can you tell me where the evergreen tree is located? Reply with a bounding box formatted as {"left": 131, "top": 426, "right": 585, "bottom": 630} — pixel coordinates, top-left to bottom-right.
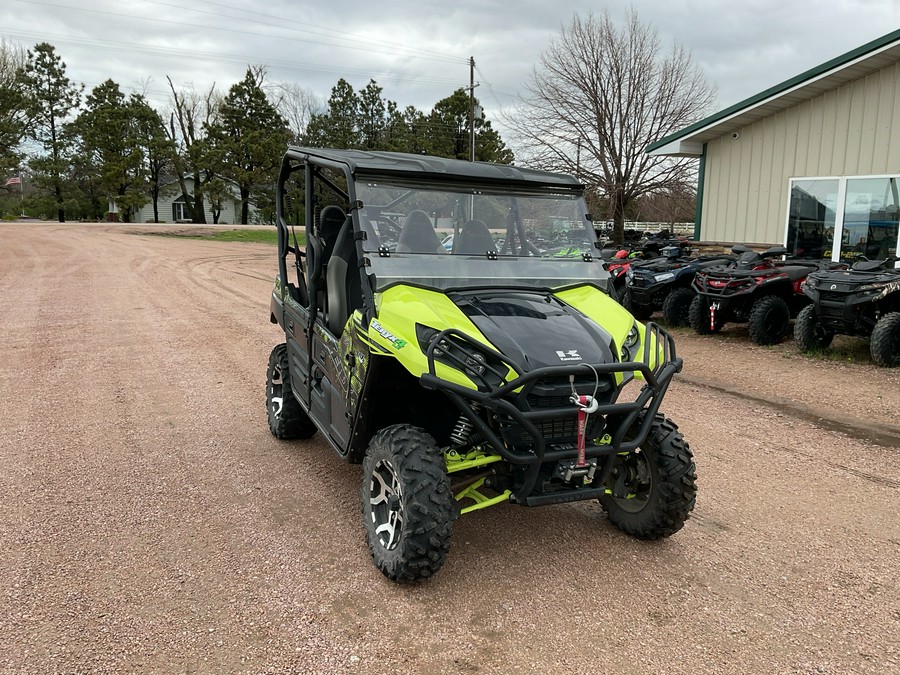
{"left": 427, "top": 89, "right": 513, "bottom": 163}
{"left": 72, "top": 80, "right": 149, "bottom": 222}
{"left": 18, "top": 43, "right": 83, "bottom": 222}
{"left": 212, "top": 66, "right": 289, "bottom": 224}
{"left": 304, "top": 78, "right": 361, "bottom": 149}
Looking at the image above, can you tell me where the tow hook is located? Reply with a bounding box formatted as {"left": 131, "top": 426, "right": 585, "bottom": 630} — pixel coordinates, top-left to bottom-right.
{"left": 555, "top": 457, "right": 598, "bottom": 483}
{"left": 710, "top": 302, "right": 720, "bottom": 331}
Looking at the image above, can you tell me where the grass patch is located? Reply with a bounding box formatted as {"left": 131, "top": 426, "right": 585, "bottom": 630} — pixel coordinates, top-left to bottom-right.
{"left": 204, "top": 229, "right": 281, "bottom": 244}
{"left": 797, "top": 334, "right": 873, "bottom": 364}
{"left": 146, "top": 227, "right": 305, "bottom": 246}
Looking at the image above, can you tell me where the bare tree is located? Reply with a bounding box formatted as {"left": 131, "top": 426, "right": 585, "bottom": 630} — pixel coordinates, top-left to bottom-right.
{"left": 272, "top": 82, "right": 324, "bottom": 145}
{"left": 507, "top": 10, "right": 715, "bottom": 243}
{"left": 165, "top": 76, "right": 221, "bottom": 223}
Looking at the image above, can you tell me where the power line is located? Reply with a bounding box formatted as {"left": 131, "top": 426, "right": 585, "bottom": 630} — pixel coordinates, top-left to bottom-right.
{"left": 11, "top": 0, "right": 467, "bottom": 66}
{"left": 0, "top": 28, "right": 468, "bottom": 91}
{"left": 147, "top": 0, "right": 466, "bottom": 64}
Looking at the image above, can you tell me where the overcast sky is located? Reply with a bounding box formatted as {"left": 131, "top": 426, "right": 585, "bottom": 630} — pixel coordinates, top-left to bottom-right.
{"left": 2, "top": 0, "right": 898, "bottom": 134}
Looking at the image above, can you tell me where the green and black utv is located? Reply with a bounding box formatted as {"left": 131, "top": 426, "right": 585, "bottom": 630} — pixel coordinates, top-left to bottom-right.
{"left": 266, "top": 148, "right": 697, "bottom": 582}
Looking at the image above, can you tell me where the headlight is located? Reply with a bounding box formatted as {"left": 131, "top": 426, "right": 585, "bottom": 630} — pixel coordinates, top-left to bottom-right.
{"left": 464, "top": 352, "right": 486, "bottom": 377}
{"left": 805, "top": 277, "right": 817, "bottom": 289}
{"left": 624, "top": 324, "right": 639, "bottom": 348}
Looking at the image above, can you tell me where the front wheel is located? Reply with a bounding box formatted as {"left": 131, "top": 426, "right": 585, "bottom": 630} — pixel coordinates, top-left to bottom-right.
{"left": 794, "top": 304, "right": 834, "bottom": 352}
{"left": 361, "top": 425, "right": 457, "bottom": 582}
{"left": 870, "top": 312, "right": 900, "bottom": 367}
{"left": 266, "top": 344, "right": 317, "bottom": 440}
{"left": 662, "top": 287, "right": 695, "bottom": 327}
{"left": 748, "top": 295, "right": 791, "bottom": 345}
{"left": 599, "top": 414, "right": 697, "bottom": 539}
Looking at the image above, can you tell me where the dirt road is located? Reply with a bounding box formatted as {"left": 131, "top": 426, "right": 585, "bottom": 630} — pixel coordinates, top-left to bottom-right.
{"left": 1, "top": 223, "right": 898, "bottom": 674}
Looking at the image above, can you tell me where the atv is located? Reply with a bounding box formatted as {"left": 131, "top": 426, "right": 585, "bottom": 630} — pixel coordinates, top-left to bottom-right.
{"left": 266, "top": 148, "right": 697, "bottom": 582}
{"left": 688, "top": 245, "right": 842, "bottom": 345}
{"left": 601, "top": 238, "right": 690, "bottom": 302}
{"left": 623, "top": 246, "right": 735, "bottom": 325}
{"left": 795, "top": 256, "right": 900, "bottom": 366}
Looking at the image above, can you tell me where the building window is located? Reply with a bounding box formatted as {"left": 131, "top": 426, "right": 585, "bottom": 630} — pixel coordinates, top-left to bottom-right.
{"left": 786, "top": 176, "right": 899, "bottom": 262}
{"left": 173, "top": 198, "right": 187, "bottom": 222}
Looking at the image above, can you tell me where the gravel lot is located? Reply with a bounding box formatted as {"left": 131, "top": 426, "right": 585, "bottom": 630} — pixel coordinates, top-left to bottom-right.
{"left": 1, "top": 222, "right": 898, "bottom": 674}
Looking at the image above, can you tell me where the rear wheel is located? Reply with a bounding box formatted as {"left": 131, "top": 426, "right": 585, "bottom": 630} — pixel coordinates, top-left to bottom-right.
{"left": 748, "top": 295, "right": 791, "bottom": 345}
{"left": 623, "top": 289, "right": 653, "bottom": 320}
{"left": 870, "top": 312, "right": 900, "bottom": 367}
{"left": 266, "top": 344, "right": 317, "bottom": 439}
{"left": 688, "top": 295, "right": 723, "bottom": 334}
{"left": 662, "top": 287, "right": 695, "bottom": 327}
{"left": 599, "top": 414, "right": 696, "bottom": 539}
{"left": 794, "top": 304, "right": 834, "bottom": 352}
{"left": 361, "top": 425, "right": 457, "bottom": 582}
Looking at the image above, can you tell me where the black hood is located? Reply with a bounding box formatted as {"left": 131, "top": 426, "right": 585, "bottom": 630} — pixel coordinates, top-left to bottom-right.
{"left": 449, "top": 290, "right": 616, "bottom": 371}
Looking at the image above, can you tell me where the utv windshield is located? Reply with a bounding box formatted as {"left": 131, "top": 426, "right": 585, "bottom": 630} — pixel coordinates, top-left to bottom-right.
{"left": 354, "top": 178, "right": 606, "bottom": 292}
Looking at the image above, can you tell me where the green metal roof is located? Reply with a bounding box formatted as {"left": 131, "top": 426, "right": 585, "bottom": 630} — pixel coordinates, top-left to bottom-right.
{"left": 648, "top": 28, "right": 900, "bottom": 156}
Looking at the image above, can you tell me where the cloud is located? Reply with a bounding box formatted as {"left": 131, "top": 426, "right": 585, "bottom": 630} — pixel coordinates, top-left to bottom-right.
{"left": 1, "top": 0, "right": 897, "bottom": 122}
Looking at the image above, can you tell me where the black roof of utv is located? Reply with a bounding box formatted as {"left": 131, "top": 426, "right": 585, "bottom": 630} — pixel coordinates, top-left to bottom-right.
{"left": 285, "top": 146, "right": 583, "bottom": 190}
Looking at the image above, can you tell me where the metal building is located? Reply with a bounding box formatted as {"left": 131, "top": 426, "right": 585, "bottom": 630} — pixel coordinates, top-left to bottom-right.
{"left": 648, "top": 29, "right": 900, "bottom": 263}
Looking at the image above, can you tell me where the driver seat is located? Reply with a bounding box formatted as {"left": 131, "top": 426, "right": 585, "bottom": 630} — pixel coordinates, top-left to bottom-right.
{"left": 326, "top": 215, "right": 361, "bottom": 335}
{"left": 455, "top": 219, "right": 496, "bottom": 254}
{"left": 396, "top": 210, "right": 444, "bottom": 253}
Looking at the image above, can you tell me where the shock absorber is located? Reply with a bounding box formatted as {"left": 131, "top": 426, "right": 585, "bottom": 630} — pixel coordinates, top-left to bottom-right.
{"left": 450, "top": 404, "right": 481, "bottom": 447}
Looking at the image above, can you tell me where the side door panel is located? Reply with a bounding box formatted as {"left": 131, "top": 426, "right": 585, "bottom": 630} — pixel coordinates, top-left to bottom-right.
{"left": 284, "top": 297, "right": 310, "bottom": 408}
{"left": 309, "top": 322, "right": 350, "bottom": 448}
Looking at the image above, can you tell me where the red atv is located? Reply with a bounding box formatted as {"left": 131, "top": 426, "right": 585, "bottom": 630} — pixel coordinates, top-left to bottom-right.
{"left": 689, "top": 245, "right": 845, "bottom": 345}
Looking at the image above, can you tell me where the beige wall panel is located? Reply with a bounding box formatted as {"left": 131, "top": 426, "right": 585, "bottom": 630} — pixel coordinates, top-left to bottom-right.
{"left": 858, "top": 73, "right": 881, "bottom": 172}
{"left": 844, "top": 80, "right": 864, "bottom": 173}
{"left": 885, "top": 64, "right": 900, "bottom": 169}
{"left": 700, "top": 64, "right": 900, "bottom": 246}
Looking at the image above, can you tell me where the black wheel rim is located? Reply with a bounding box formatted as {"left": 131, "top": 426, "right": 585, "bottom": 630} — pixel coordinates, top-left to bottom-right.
{"left": 608, "top": 452, "right": 653, "bottom": 513}
{"left": 763, "top": 307, "right": 784, "bottom": 337}
{"left": 368, "top": 459, "right": 403, "bottom": 550}
{"left": 269, "top": 363, "right": 284, "bottom": 419}
{"left": 889, "top": 325, "right": 900, "bottom": 364}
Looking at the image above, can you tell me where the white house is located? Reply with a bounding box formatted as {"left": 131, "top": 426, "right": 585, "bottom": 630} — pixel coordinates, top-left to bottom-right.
{"left": 108, "top": 175, "right": 258, "bottom": 224}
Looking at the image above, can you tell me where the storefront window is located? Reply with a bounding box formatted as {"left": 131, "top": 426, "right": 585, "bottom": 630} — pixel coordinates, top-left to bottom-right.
{"left": 786, "top": 179, "right": 838, "bottom": 259}
{"left": 839, "top": 177, "right": 899, "bottom": 261}
{"left": 786, "top": 176, "right": 900, "bottom": 262}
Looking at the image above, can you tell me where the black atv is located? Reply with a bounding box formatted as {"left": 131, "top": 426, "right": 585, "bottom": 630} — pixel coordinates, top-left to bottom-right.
{"left": 688, "top": 245, "right": 841, "bottom": 345}
{"left": 601, "top": 237, "right": 691, "bottom": 302}
{"left": 624, "top": 246, "right": 735, "bottom": 325}
{"left": 795, "top": 256, "right": 900, "bottom": 366}
{"left": 266, "top": 147, "right": 697, "bottom": 582}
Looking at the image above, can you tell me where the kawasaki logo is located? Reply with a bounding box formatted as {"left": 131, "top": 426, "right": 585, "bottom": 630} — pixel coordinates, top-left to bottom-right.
{"left": 556, "top": 349, "right": 582, "bottom": 362}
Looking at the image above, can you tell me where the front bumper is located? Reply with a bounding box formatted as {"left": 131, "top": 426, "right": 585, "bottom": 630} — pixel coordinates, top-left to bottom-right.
{"left": 419, "top": 323, "right": 682, "bottom": 502}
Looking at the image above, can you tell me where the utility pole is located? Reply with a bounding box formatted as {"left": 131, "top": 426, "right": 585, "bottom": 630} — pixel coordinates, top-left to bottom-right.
{"left": 467, "top": 57, "right": 479, "bottom": 162}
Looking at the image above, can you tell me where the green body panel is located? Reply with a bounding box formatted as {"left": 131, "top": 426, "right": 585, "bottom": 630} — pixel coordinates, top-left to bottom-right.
{"left": 369, "top": 285, "right": 512, "bottom": 390}
{"left": 555, "top": 285, "right": 658, "bottom": 374}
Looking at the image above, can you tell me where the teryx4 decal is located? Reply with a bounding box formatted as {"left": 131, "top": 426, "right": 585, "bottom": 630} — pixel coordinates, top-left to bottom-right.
{"left": 370, "top": 319, "right": 407, "bottom": 349}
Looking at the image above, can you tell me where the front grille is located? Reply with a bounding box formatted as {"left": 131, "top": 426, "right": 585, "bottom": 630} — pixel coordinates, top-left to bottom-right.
{"left": 498, "top": 375, "right": 611, "bottom": 447}
{"left": 818, "top": 291, "right": 846, "bottom": 303}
